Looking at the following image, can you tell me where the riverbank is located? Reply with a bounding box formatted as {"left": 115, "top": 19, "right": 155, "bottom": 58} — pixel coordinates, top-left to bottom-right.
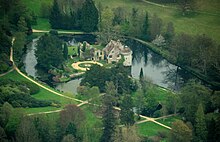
{"left": 127, "top": 36, "right": 220, "bottom": 91}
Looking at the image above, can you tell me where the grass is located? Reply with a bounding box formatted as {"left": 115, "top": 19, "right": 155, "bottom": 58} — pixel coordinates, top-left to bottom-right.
{"left": 132, "top": 84, "right": 173, "bottom": 104}
{"left": 32, "top": 18, "right": 51, "bottom": 30}
{"left": 22, "top": 0, "right": 52, "bottom": 16}
{"left": 0, "top": 70, "right": 78, "bottom": 113}
{"left": 68, "top": 46, "right": 78, "bottom": 55}
{"left": 94, "top": 0, "right": 220, "bottom": 43}
{"left": 137, "top": 121, "right": 169, "bottom": 136}
{"left": 157, "top": 116, "right": 181, "bottom": 127}
{"left": 23, "top": 0, "right": 220, "bottom": 42}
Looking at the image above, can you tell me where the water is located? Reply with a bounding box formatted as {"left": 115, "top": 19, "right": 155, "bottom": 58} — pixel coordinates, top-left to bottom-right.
{"left": 23, "top": 38, "right": 38, "bottom": 78}
{"left": 131, "top": 52, "right": 177, "bottom": 88}
{"left": 23, "top": 37, "right": 179, "bottom": 94}
{"left": 127, "top": 39, "right": 178, "bottom": 88}
{"left": 55, "top": 79, "right": 81, "bottom": 94}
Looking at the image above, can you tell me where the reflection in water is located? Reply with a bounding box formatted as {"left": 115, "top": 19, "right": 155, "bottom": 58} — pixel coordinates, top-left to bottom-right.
{"left": 23, "top": 39, "right": 38, "bottom": 78}
{"left": 126, "top": 39, "right": 177, "bottom": 89}
{"left": 55, "top": 79, "right": 81, "bottom": 95}
{"left": 23, "top": 37, "right": 185, "bottom": 94}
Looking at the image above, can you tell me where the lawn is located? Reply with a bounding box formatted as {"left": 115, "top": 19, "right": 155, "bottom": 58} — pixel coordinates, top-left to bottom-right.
{"left": 0, "top": 71, "right": 78, "bottom": 113}
{"left": 22, "top": 0, "right": 220, "bottom": 42}
{"left": 157, "top": 115, "right": 181, "bottom": 127}
{"left": 32, "top": 18, "right": 51, "bottom": 30}
{"left": 22, "top": 0, "right": 52, "bottom": 16}
{"left": 137, "top": 121, "right": 169, "bottom": 136}
{"left": 93, "top": 0, "right": 220, "bottom": 42}
{"left": 68, "top": 46, "right": 78, "bottom": 56}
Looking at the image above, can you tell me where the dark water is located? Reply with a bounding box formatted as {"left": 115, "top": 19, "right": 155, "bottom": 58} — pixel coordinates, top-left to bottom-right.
{"left": 126, "top": 39, "right": 178, "bottom": 88}
{"left": 23, "top": 36, "right": 180, "bottom": 94}
{"left": 23, "top": 38, "right": 38, "bottom": 78}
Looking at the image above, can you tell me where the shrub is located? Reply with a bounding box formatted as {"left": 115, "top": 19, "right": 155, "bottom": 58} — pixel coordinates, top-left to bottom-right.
{"left": 20, "top": 81, "right": 40, "bottom": 95}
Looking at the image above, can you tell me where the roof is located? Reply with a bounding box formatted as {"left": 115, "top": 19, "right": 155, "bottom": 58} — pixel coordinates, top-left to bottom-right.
{"left": 103, "top": 40, "right": 125, "bottom": 55}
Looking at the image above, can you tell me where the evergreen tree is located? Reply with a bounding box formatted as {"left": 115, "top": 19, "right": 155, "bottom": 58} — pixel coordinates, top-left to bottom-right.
{"left": 50, "top": 0, "right": 62, "bottom": 29}
{"left": 139, "top": 68, "right": 144, "bottom": 81}
{"left": 65, "top": 123, "right": 77, "bottom": 138}
{"left": 194, "top": 103, "right": 207, "bottom": 142}
{"left": 120, "top": 95, "right": 135, "bottom": 126}
{"left": 142, "top": 11, "right": 149, "bottom": 40}
{"left": 36, "top": 33, "right": 64, "bottom": 70}
{"left": 63, "top": 43, "right": 68, "bottom": 60}
{"left": 215, "top": 116, "right": 220, "bottom": 142}
{"left": 100, "top": 94, "right": 116, "bottom": 142}
{"left": 77, "top": 45, "right": 80, "bottom": 57}
{"left": 81, "top": 0, "right": 98, "bottom": 32}
{"left": 17, "top": 16, "right": 28, "bottom": 32}
{"left": 207, "top": 118, "right": 216, "bottom": 142}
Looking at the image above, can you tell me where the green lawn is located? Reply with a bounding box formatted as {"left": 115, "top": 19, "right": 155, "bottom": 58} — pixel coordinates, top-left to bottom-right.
{"left": 32, "top": 18, "right": 51, "bottom": 30}
{"left": 137, "top": 121, "right": 169, "bottom": 136}
{"left": 0, "top": 71, "right": 78, "bottom": 113}
{"left": 157, "top": 116, "right": 181, "bottom": 127}
{"left": 22, "top": 0, "right": 52, "bottom": 16}
{"left": 94, "top": 0, "right": 220, "bottom": 42}
{"left": 22, "top": 0, "right": 220, "bottom": 42}
{"left": 68, "top": 46, "right": 78, "bottom": 56}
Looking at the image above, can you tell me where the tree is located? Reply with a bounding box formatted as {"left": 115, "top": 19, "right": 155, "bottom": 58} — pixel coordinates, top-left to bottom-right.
{"left": 0, "top": 126, "right": 7, "bottom": 142}
{"left": 166, "top": 93, "right": 180, "bottom": 114}
{"left": 139, "top": 67, "right": 144, "bottom": 81}
{"left": 164, "top": 22, "right": 175, "bottom": 44}
{"left": 171, "top": 33, "right": 194, "bottom": 65}
{"left": 5, "top": 108, "right": 24, "bottom": 137}
{"left": 179, "top": 80, "right": 210, "bottom": 123}
{"left": 128, "top": 8, "right": 144, "bottom": 37}
{"left": 105, "top": 81, "right": 117, "bottom": 105}
{"left": 100, "top": 94, "right": 116, "bottom": 142}
{"left": 178, "top": 0, "right": 196, "bottom": 16}
{"left": 13, "top": 32, "right": 26, "bottom": 62}
{"left": 194, "top": 103, "right": 207, "bottom": 142}
{"left": 149, "top": 14, "right": 163, "bottom": 40}
{"left": 60, "top": 104, "right": 85, "bottom": 130}
{"left": 62, "top": 134, "right": 76, "bottom": 142}
{"left": 63, "top": 43, "right": 68, "bottom": 60}
{"left": 112, "top": 7, "right": 127, "bottom": 26}
{"left": 142, "top": 11, "right": 149, "bottom": 40}
{"left": 120, "top": 95, "right": 135, "bottom": 126}
{"left": 215, "top": 116, "right": 220, "bottom": 142}
{"left": 0, "top": 102, "right": 13, "bottom": 127}
{"left": 97, "top": 2, "right": 103, "bottom": 30}
{"left": 36, "top": 33, "right": 64, "bottom": 70}
{"left": 17, "top": 16, "right": 28, "bottom": 32}
{"left": 49, "top": 0, "right": 62, "bottom": 29}
{"left": 15, "top": 117, "right": 40, "bottom": 142}
{"left": 115, "top": 126, "right": 140, "bottom": 142}
{"left": 81, "top": 0, "right": 98, "bottom": 32}
{"left": 134, "top": 89, "right": 147, "bottom": 119}
{"left": 33, "top": 115, "right": 54, "bottom": 142}
{"left": 207, "top": 118, "right": 216, "bottom": 142}
{"left": 169, "top": 120, "right": 192, "bottom": 142}
{"left": 99, "top": 7, "right": 114, "bottom": 44}
{"left": 65, "top": 123, "right": 77, "bottom": 138}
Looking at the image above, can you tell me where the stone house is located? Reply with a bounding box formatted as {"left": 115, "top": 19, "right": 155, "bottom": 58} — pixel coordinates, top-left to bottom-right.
{"left": 102, "top": 40, "right": 132, "bottom": 66}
